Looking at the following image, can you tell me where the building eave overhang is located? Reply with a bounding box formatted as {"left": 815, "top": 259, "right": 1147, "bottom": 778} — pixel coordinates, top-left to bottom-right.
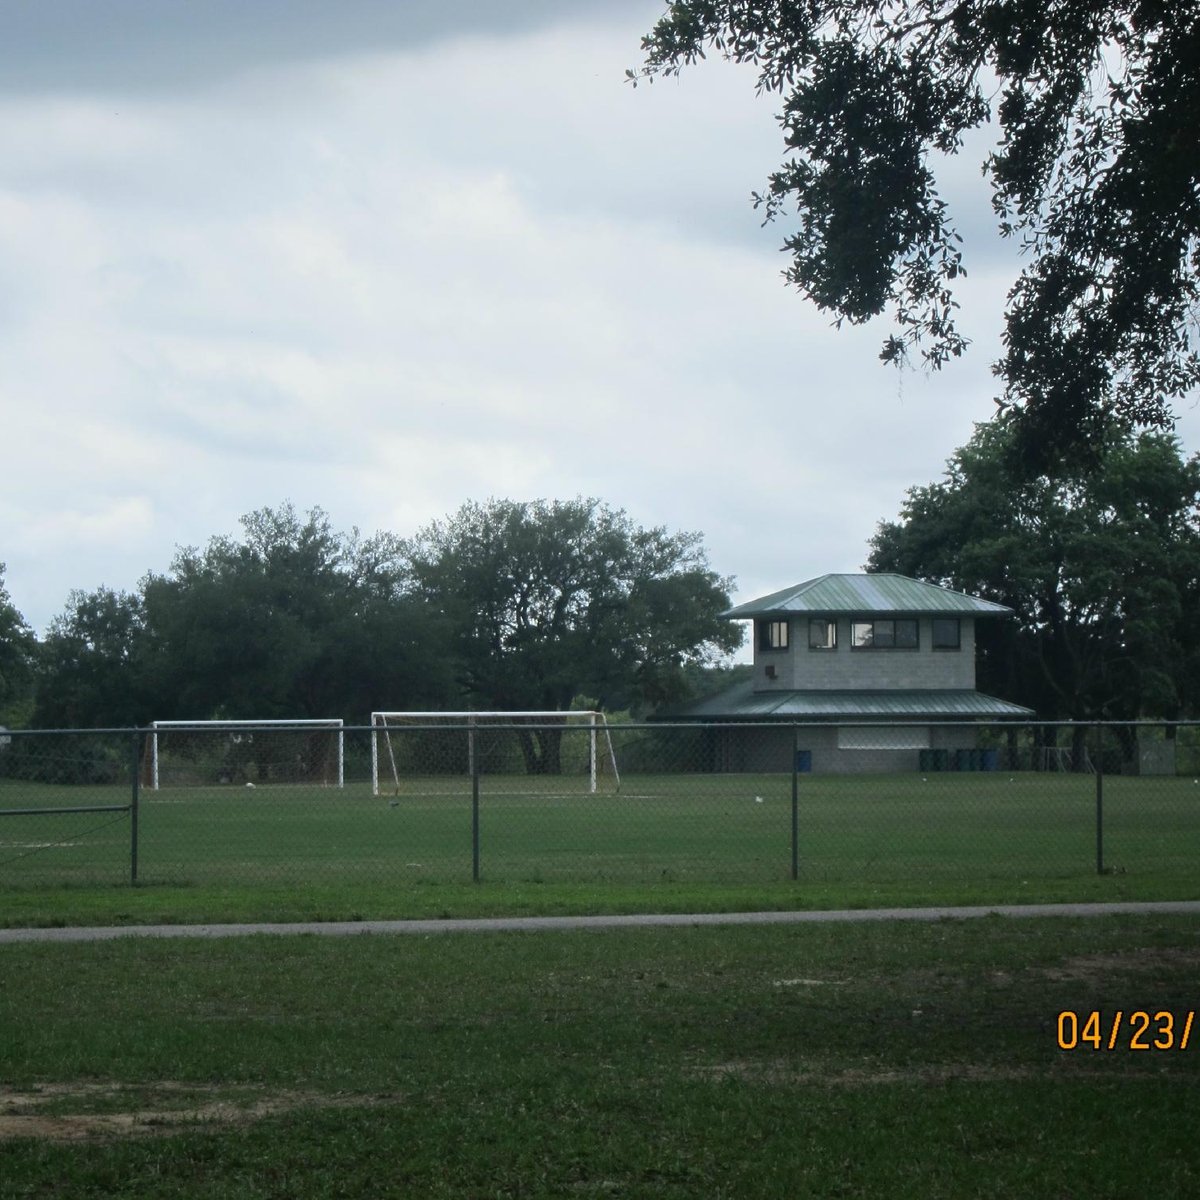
{"left": 660, "top": 684, "right": 1035, "bottom": 722}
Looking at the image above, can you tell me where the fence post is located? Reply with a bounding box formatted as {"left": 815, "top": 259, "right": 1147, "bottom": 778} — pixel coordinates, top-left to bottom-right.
{"left": 1094, "top": 723, "right": 1104, "bottom": 875}
{"left": 130, "top": 730, "right": 140, "bottom": 885}
{"left": 471, "top": 725, "right": 480, "bottom": 883}
{"left": 791, "top": 726, "right": 799, "bottom": 881}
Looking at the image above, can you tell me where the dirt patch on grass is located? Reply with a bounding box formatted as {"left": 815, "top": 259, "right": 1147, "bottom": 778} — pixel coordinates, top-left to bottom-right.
{"left": 0, "top": 1082, "right": 395, "bottom": 1142}
{"left": 1035, "top": 946, "right": 1200, "bottom": 983}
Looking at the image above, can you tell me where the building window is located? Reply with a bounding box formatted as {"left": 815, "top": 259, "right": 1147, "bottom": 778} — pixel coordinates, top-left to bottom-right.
{"left": 851, "top": 619, "right": 919, "bottom": 649}
{"left": 931, "top": 618, "right": 961, "bottom": 649}
{"left": 758, "top": 619, "right": 789, "bottom": 651}
{"left": 808, "top": 619, "right": 837, "bottom": 650}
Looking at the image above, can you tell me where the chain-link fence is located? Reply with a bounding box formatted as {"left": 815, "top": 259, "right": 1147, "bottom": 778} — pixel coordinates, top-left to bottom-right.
{"left": 1, "top": 721, "right": 1197, "bottom": 889}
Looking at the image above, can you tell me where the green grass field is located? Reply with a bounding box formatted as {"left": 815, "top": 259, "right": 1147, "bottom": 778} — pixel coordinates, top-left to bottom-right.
{"left": 1, "top": 771, "right": 1197, "bottom": 926}
{"left": 3, "top": 765, "right": 1198, "bottom": 1194}
{"left": 1, "top": 915, "right": 1197, "bottom": 1197}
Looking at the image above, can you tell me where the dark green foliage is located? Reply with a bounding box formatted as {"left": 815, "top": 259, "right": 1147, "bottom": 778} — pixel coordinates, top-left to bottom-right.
{"left": 30, "top": 504, "right": 455, "bottom": 727}
{"left": 25, "top": 500, "right": 740, "bottom": 731}
{"left": 868, "top": 423, "right": 1200, "bottom": 719}
{"left": 33, "top": 587, "right": 148, "bottom": 728}
{"left": 139, "top": 504, "right": 454, "bottom": 722}
{"left": 636, "top": 1, "right": 1200, "bottom": 462}
{"left": 675, "top": 658, "right": 754, "bottom": 705}
{"left": 0, "top": 564, "right": 36, "bottom": 725}
{"left": 404, "top": 498, "right": 743, "bottom": 720}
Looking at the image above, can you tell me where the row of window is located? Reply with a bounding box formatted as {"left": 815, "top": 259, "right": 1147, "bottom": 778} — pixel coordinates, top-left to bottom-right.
{"left": 758, "top": 617, "right": 962, "bottom": 652}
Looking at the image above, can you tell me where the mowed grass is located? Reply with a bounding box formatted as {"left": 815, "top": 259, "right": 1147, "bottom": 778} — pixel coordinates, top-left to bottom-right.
{"left": 1, "top": 914, "right": 1198, "bottom": 1197}
{"left": 1, "top": 771, "right": 1197, "bottom": 927}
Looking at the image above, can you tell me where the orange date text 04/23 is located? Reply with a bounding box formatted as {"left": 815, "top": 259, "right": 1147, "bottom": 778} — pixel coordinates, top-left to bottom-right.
{"left": 1057, "top": 1010, "right": 1194, "bottom": 1051}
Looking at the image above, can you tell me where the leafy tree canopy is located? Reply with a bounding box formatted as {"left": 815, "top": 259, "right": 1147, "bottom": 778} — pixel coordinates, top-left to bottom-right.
{"left": 403, "top": 497, "right": 743, "bottom": 718}
{"left": 27, "top": 501, "right": 740, "bottom": 734}
{"left": 33, "top": 587, "right": 146, "bottom": 728}
{"left": 141, "top": 503, "right": 454, "bottom": 722}
{"left": 868, "top": 423, "right": 1200, "bottom": 721}
{"left": 33, "top": 504, "right": 455, "bottom": 727}
{"left": 636, "top": 1, "right": 1200, "bottom": 461}
{"left": 0, "top": 563, "right": 36, "bottom": 723}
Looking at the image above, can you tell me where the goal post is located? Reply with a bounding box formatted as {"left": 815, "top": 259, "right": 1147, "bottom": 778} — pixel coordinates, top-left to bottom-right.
{"left": 370, "top": 711, "right": 621, "bottom": 796}
{"left": 1039, "top": 745, "right": 1095, "bottom": 774}
{"left": 144, "top": 719, "right": 345, "bottom": 789}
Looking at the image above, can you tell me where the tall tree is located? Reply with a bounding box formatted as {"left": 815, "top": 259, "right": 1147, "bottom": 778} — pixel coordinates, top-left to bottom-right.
{"left": 140, "top": 504, "right": 453, "bottom": 721}
{"left": 404, "top": 498, "right": 741, "bottom": 768}
{"left": 0, "top": 564, "right": 36, "bottom": 726}
{"left": 33, "top": 587, "right": 147, "bottom": 728}
{"left": 868, "top": 423, "right": 1200, "bottom": 725}
{"left": 635, "top": 2, "right": 1200, "bottom": 462}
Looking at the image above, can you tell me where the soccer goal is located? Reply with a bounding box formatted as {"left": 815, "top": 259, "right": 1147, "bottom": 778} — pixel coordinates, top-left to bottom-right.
{"left": 1039, "top": 745, "right": 1095, "bottom": 774}
{"left": 143, "top": 720, "right": 345, "bottom": 789}
{"left": 370, "top": 711, "right": 621, "bottom": 796}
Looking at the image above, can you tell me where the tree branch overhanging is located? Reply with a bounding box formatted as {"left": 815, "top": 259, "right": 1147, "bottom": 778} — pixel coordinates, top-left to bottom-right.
{"left": 635, "top": 1, "right": 1200, "bottom": 465}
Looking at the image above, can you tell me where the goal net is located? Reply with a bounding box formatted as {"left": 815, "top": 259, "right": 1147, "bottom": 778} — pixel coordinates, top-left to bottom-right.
{"left": 143, "top": 720, "right": 345, "bottom": 789}
{"left": 1039, "top": 745, "right": 1095, "bottom": 774}
{"left": 371, "top": 711, "right": 621, "bottom": 796}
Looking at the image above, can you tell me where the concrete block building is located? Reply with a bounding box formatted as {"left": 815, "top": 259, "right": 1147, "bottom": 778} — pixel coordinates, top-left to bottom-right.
{"left": 674, "top": 573, "right": 1034, "bottom": 773}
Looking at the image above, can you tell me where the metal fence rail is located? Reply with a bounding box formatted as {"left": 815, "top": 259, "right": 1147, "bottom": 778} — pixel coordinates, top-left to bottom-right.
{"left": 0, "top": 721, "right": 1197, "bottom": 889}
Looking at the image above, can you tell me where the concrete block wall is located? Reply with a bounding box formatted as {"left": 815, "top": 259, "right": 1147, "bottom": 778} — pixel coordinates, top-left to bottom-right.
{"left": 753, "top": 616, "right": 977, "bottom": 691}
{"left": 710, "top": 724, "right": 981, "bottom": 775}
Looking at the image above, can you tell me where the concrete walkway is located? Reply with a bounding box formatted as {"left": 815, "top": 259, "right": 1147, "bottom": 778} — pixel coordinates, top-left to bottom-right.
{"left": 1, "top": 901, "right": 1197, "bottom": 943}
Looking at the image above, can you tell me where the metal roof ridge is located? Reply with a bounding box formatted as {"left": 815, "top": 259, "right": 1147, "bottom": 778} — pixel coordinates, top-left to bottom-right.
{"left": 781, "top": 573, "right": 835, "bottom": 603}
{"left": 722, "top": 571, "right": 1013, "bottom": 617}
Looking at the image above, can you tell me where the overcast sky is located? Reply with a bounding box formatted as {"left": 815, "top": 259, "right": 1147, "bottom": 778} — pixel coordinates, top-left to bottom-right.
{"left": 3, "top": 1, "right": 1198, "bottom": 651}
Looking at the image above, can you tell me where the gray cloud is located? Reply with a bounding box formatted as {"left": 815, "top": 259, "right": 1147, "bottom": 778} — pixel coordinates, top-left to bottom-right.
{"left": 0, "top": 0, "right": 657, "bottom": 93}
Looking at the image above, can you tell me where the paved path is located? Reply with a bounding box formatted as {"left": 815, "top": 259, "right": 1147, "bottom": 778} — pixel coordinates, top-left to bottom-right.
{"left": 1, "top": 901, "right": 1197, "bottom": 943}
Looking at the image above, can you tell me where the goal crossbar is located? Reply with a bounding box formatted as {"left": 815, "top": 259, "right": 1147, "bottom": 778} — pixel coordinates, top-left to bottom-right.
{"left": 145, "top": 719, "right": 345, "bottom": 789}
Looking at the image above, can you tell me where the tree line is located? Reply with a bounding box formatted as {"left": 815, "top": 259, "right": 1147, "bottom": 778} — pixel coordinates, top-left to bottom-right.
{"left": 2, "top": 425, "right": 1199, "bottom": 732}
{"left": 0, "top": 498, "right": 743, "bottom": 730}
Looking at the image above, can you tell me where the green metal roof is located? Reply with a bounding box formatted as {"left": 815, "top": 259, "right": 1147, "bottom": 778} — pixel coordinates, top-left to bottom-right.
{"left": 723, "top": 574, "right": 1013, "bottom": 619}
{"left": 668, "top": 681, "right": 1034, "bottom": 721}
